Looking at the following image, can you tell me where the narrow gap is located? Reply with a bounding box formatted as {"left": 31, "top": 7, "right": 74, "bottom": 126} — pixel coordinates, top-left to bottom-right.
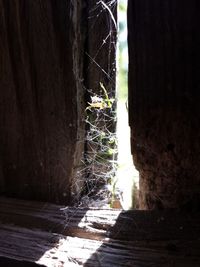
{"left": 76, "top": 0, "right": 139, "bottom": 210}
{"left": 116, "top": 0, "right": 139, "bottom": 209}
{"left": 76, "top": 0, "right": 118, "bottom": 208}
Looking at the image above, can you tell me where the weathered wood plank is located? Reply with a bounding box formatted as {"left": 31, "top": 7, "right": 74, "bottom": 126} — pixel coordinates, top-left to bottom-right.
{"left": 0, "top": 197, "right": 199, "bottom": 266}
{"left": 128, "top": 0, "right": 200, "bottom": 209}
{"left": 0, "top": 224, "right": 199, "bottom": 267}
{"left": 0, "top": 0, "right": 87, "bottom": 205}
{"left": 0, "top": 197, "right": 199, "bottom": 241}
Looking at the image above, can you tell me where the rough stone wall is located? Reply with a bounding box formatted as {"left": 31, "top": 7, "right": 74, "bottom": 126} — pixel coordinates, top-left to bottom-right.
{"left": 128, "top": 1, "right": 200, "bottom": 209}
{"left": 0, "top": 0, "right": 85, "bottom": 204}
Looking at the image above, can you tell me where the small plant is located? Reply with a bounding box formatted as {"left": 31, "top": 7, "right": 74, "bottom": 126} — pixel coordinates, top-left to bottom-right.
{"left": 86, "top": 82, "right": 115, "bottom": 111}
{"left": 79, "top": 83, "right": 117, "bottom": 207}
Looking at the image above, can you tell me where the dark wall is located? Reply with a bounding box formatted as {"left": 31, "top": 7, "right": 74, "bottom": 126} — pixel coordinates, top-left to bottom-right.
{"left": 0, "top": 0, "right": 85, "bottom": 204}
{"left": 0, "top": 0, "right": 117, "bottom": 205}
{"left": 128, "top": 1, "right": 200, "bottom": 209}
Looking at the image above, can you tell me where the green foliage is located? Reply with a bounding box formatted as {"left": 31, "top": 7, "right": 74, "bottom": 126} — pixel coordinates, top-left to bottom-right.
{"left": 118, "top": 1, "right": 128, "bottom": 101}
{"left": 86, "top": 83, "right": 114, "bottom": 111}
{"left": 119, "top": 1, "right": 126, "bottom": 12}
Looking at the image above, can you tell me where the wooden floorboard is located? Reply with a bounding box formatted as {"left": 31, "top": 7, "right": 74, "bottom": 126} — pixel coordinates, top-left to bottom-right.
{"left": 0, "top": 197, "right": 199, "bottom": 266}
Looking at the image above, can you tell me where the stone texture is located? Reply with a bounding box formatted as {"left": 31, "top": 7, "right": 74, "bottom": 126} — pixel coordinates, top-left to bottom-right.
{"left": 128, "top": 0, "right": 200, "bottom": 209}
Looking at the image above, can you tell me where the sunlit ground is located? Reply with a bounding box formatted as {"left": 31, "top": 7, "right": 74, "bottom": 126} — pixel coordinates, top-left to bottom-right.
{"left": 37, "top": 209, "right": 122, "bottom": 266}
{"left": 37, "top": 236, "right": 103, "bottom": 266}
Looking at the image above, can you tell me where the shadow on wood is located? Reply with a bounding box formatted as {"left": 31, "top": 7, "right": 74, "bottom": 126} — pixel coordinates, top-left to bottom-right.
{"left": 0, "top": 197, "right": 89, "bottom": 266}
{"left": 83, "top": 210, "right": 200, "bottom": 266}
{"left": 0, "top": 197, "right": 200, "bottom": 266}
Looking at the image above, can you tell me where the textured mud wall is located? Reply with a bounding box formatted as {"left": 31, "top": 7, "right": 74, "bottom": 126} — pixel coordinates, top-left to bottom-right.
{"left": 0, "top": 0, "right": 85, "bottom": 204}
{"left": 128, "top": 1, "right": 200, "bottom": 209}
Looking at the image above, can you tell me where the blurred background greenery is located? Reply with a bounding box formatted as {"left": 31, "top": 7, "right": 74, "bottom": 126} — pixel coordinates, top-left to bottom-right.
{"left": 118, "top": 0, "right": 128, "bottom": 101}
{"left": 117, "top": 0, "right": 139, "bottom": 209}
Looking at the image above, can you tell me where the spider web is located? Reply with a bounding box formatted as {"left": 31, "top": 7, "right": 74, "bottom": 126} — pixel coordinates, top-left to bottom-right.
{"left": 71, "top": 0, "right": 121, "bottom": 208}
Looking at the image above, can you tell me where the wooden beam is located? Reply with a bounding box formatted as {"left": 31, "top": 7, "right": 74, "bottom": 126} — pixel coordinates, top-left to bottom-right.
{"left": 0, "top": 197, "right": 199, "bottom": 266}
